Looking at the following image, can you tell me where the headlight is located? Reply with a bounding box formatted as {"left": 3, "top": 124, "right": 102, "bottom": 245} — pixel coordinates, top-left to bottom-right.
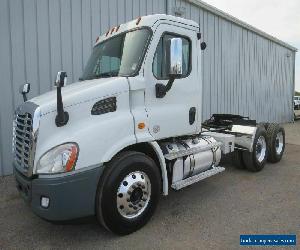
{"left": 36, "top": 143, "right": 79, "bottom": 174}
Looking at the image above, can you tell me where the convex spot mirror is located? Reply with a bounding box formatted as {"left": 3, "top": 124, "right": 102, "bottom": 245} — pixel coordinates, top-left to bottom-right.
{"left": 167, "top": 37, "right": 183, "bottom": 78}
{"left": 19, "top": 83, "right": 30, "bottom": 95}
{"left": 55, "top": 71, "right": 67, "bottom": 88}
{"left": 19, "top": 83, "right": 31, "bottom": 102}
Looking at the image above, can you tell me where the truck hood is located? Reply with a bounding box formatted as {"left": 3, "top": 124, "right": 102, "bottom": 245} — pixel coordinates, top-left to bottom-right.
{"left": 30, "top": 77, "right": 129, "bottom": 115}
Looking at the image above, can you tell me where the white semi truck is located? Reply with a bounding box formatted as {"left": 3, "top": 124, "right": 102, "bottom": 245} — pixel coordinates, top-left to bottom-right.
{"left": 13, "top": 15, "right": 285, "bottom": 235}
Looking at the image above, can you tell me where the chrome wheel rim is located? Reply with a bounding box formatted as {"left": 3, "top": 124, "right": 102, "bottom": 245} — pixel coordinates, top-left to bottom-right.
{"left": 256, "top": 136, "right": 266, "bottom": 163}
{"left": 117, "top": 171, "right": 151, "bottom": 219}
{"left": 275, "top": 131, "right": 284, "bottom": 155}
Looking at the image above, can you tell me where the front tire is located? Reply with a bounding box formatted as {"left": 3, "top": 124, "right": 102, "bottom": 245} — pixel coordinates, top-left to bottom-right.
{"left": 96, "top": 151, "right": 161, "bottom": 235}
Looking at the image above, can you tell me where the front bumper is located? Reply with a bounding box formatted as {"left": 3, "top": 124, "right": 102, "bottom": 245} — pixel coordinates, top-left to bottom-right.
{"left": 14, "top": 165, "right": 103, "bottom": 221}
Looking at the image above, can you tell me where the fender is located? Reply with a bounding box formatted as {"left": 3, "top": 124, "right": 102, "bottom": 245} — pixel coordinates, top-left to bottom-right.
{"left": 148, "top": 141, "right": 169, "bottom": 196}
{"left": 102, "top": 141, "right": 169, "bottom": 196}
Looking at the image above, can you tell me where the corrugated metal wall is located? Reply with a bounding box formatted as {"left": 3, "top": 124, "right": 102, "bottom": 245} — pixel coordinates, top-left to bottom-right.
{"left": 0, "top": 0, "right": 166, "bottom": 176}
{"left": 0, "top": 0, "right": 295, "bottom": 175}
{"left": 171, "top": 0, "right": 295, "bottom": 123}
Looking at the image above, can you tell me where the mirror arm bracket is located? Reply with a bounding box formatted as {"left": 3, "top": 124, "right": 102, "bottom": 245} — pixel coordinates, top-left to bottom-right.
{"left": 55, "top": 71, "right": 69, "bottom": 127}
{"left": 19, "top": 83, "right": 31, "bottom": 102}
{"left": 197, "top": 32, "right": 201, "bottom": 40}
{"left": 22, "top": 93, "right": 27, "bottom": 102}
{"left": 155, "top": 76, "right": 175, "bottom": 98}
{"left": 55, "top": 86, "right": 69, "bottom": 127}
{"left": 165, "top": 76, "right": 175, "bottom": 92}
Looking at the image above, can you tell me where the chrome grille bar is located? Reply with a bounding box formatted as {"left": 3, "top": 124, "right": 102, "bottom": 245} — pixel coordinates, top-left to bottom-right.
{"left": 13, "top": 102, "right": 40, "bottom": 177}
{"left": 14, "top": 113, "right": 32, "bottom": 170}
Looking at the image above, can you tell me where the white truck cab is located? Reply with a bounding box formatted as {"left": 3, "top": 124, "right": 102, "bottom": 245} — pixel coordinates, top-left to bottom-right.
{"left": 13, "top": 15, "right": 285, "bottom": 235}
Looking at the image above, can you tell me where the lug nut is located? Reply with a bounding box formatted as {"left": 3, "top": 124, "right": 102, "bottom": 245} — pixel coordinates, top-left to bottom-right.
{"left": 139, "top": 204, "right": 143, "bottom": 207}
{"left": 142, "top": 185, "right": 145, "bottom": 189}
{"left": 129, "top": 204, "right": 133, "bottom": 208}
{"left": 126, "top": 198, "right": 130, "bottom": 202}
{"left": 133, "top": 206, "right": 137, "bottom": 210}
{"left": 128, "top": 191, "right": 132, "bottom": 195}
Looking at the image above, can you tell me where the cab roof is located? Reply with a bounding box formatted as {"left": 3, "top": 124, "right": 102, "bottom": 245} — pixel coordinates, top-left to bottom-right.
{"left": 94, "top": 14, "right": 199, "bottom": 46}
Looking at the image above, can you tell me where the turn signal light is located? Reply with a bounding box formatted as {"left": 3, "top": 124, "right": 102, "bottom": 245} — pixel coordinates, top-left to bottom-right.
{"left": 65, "top": 145, "right": 78, "bottom": 172}
{"left": 138, "top": 122, "right": 146, "bottom": 129}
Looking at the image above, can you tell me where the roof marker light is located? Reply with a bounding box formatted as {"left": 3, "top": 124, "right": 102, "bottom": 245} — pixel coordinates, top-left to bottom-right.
{"left": 136, "top": 16, "right": 142, "bottom": 25}
{"left": 116, "top": 25, "right": 120, "bottom": 32}
{"left": 95, "top": 36, "right": 100, "bottom": 43}
{"left": 110, "top": 27, "right": 115, "bottom": 34}
{"left": 105, "top": 30, "right": 110, "bottom": 36}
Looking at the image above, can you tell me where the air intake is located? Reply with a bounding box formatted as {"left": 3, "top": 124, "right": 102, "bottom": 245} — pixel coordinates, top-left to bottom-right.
{"left": 91, "top": 97, "right": 117, "bottom": 115}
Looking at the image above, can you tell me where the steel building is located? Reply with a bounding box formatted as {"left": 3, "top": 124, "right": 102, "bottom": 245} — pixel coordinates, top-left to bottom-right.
{"left": 0, "top": 0, "right": 297, "bottom": 175}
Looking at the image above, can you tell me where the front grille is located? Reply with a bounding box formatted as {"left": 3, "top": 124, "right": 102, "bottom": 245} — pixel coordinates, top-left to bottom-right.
{"left": 13, "top": 102, "right": 40, "bottom": 176}
{"left": 13, "top": 113, "right": 33, "bottom": 172}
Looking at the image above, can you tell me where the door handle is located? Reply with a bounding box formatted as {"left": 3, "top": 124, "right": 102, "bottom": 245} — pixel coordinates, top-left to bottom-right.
{"left": 189, "top": 107, "right": 196, "bottom": 125}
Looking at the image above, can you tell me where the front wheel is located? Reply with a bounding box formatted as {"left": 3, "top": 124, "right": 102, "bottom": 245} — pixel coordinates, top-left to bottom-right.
{"left": 96, "top": 151, "right": 161, "bottom": 235}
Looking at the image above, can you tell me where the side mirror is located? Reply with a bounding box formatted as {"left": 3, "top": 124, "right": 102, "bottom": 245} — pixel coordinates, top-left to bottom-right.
{"left": 155, "top": 38, "right": 183, "bottom": 98}
{"left": 55, "top": 71, "right": 67, "bottom": 87}
{"left": 19, "top": 83, "right": 31, "bottom": 102}
{"left": 201, "top": 42, "right": 207, "bottom": 50}
{"left": 167, "top": 38, "right": 183, "bottom": 78}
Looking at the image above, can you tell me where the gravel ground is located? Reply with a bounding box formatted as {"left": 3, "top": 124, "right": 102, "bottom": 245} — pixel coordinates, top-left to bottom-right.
{"left": 0, "top": 121, "right": 299, "bottom": 250}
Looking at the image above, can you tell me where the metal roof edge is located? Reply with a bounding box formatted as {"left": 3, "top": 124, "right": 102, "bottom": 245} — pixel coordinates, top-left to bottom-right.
{"left": 186, "top": 0, "right": 298, "bottom": 52}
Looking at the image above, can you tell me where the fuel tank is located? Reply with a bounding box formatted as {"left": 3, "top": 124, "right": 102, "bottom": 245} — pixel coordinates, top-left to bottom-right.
{"left": 162, "top": 136, "right": 222, "bottom": 184}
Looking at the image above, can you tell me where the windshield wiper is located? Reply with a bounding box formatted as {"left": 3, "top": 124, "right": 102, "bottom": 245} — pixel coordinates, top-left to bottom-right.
{"left": 95, "top": 72, "right": 119, "bottom": 78}
{"left": 80, "top": 72, "right": 119, "bottom": 81}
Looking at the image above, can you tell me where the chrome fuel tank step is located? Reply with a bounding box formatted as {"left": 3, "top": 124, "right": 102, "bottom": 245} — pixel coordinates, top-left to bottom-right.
{"left": 171, "top": 166, "right": 225, "bottom": 190}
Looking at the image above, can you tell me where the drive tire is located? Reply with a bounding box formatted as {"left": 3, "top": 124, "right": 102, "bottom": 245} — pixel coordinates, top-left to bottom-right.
{"left": 243, "top": 126, "right": 268, "bottom": 172}
{"left": 96, "top": 151, "right": 161, "bottom": 235}
{"left": 266, "top": 123, "right": 285, "bottom": 163}
{"left": 258, "top": 122, "right": 269, "bottom": 130}
{"left": 232, "top": 150, "right": 245, "bottom": 169}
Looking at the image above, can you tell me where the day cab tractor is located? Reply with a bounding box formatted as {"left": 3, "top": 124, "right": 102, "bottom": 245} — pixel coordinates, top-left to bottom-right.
{"left": 13, "top": 15, "right": 285, "bottom": 235}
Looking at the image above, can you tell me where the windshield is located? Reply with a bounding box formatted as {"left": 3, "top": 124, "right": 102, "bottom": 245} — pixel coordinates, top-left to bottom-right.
{"left": 80, "top": 28, "right": 151, "bottom": 80}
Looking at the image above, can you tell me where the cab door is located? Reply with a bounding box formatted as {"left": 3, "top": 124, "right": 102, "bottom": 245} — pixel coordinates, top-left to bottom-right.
{"left": 143, "top": 23, "right": 200, "bottom": 140}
